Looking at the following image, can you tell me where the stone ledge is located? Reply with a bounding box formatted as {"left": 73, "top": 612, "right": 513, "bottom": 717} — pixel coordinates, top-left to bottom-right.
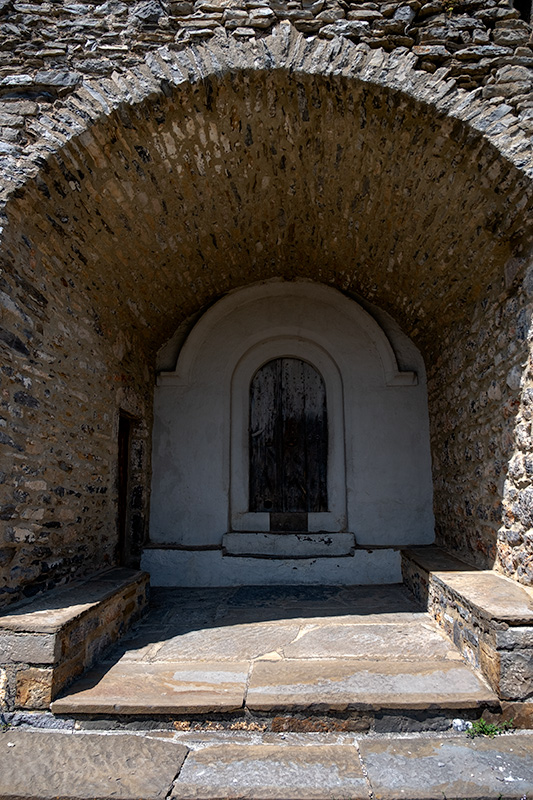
{"left": 402, "top": 547, "right": 533, "bottom": 703}
{"left": 221, "top": 532, "right": 356, "bottom": 558}
{"left": 0, "top": 568, "right": 149, "bottom": 712}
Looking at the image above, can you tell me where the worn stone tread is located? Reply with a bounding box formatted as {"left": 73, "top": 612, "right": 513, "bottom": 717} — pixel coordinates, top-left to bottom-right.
{"left": 51, "top": 661, "right": 249, "bottom": 715}
{"left": 281, "top": 622, "right": 456, "bottom": 661}
{"left": 152, "top": 621, "right": 302, "bottom": 662}
{"left": 0, "top": 729, "right": 187, "bottom": 799}
{"left": 246, "top": 658, "right": 498, "bottom": 712}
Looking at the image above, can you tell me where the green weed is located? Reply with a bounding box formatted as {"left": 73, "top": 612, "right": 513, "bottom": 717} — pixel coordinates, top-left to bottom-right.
{"left": 467, "top": 717, "right": 514, "bottom": 738}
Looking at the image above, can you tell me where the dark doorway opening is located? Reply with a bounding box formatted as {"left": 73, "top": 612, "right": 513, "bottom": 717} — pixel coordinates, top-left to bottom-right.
{"left": 117, "top": 411, "right": 137, "bottom": 567}
{"left": 249, "top": 357, "right": 328, "bottom": 525}
{"left": 513, "top": 0, "right": 531, "bottom": 21}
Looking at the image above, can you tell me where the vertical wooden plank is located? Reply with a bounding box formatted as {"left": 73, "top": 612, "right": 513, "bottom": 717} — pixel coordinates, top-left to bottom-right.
{"left": 303, "top": 362, "right": 328, "bottom": 512}
{"left": 249, "top": 359, "right": 281, "bottom": 512}
{"left": 281, "top": 358, "right": 307, "bottom": 512}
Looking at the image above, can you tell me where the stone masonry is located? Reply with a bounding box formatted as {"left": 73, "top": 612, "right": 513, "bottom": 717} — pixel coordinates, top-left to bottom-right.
{"left": 0, "top": 0, "right": 532, "bottom": 606}
{"left": 0, "top": 567, "right": 148, "bottom": 710}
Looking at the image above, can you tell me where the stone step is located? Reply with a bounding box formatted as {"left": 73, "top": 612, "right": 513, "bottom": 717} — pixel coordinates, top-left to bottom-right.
{"left": 2, "top": 728, "right": 533, "bottom": 800}
{"left": 51, "top": 656, "right": 498, "bottom": 724}
{"left": 0, "top": 568, "right": 149, "bottom": 711}
{"left": 221, "top": 531, "right": 356, "bottom": 558}
{"left": 401, "top": 546, "right": 533, "bottom": 703}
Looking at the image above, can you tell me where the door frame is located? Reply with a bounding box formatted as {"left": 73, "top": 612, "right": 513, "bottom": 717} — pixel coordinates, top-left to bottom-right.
{"left": 230, "top": 335, "right": 347, "bottom": 533}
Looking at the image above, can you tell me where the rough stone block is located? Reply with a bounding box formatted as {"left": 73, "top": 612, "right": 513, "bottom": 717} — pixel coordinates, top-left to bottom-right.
{"left": 496, "top": 626, "right": 533, "bottom": 650}
{"left": 15, "top": 667, "right": 53, "bottom": 709}
{"left": 0, "top": 667, "right": 8, "bottom": 710}
{"left": 495, "top": 650, "right": 533, "bottom": 701}
{"left": 0, "top": 631, "right": 57, "bottom": 664}
{"left": 500, "top": 700, "right": 533, "bottom": 729}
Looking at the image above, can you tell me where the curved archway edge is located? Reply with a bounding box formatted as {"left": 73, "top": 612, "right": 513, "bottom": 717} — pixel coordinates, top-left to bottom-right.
{"left": 1, "top": 25, "right": 533, "bottom": 226}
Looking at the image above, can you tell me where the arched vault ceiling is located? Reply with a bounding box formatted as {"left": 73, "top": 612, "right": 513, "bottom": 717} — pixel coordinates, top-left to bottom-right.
{"left": 1, "top": 48, "right": 533, "bottom": 359}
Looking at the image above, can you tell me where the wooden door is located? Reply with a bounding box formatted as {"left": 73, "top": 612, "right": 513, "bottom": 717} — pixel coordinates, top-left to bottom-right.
{"left": 249, "top": 358, "right": 328, "bottom": 514}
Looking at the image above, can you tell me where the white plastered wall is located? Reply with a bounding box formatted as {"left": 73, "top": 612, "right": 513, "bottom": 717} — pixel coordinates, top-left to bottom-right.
{"left": 145, "top": 281, "right": 434, "bottom": 587}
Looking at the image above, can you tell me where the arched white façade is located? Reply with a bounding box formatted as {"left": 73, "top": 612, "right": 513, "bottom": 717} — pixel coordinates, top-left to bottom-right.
{"left": 143, "top": 280, "right": 434, "bottom": 586}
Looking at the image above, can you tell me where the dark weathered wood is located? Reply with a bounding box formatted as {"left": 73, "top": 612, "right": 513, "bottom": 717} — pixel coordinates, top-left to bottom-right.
{"left": 249, "top": 359, "right": 279, "bottom": 512}
{"left": 304, "top": 362, "right": 328, "bottom": 513}
{"left": 270, "top": 512, "right": 308, "bottom": 531}
{"left": 249, "top": 357, "right": 328, "bottom": 515}
{"left": 281, "top": 357, "right": 306, "bottom": 511}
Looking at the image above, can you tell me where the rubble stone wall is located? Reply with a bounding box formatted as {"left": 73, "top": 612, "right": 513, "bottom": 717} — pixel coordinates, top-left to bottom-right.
{"left": 0, "top": 8, "right": 532, "bottom": 605}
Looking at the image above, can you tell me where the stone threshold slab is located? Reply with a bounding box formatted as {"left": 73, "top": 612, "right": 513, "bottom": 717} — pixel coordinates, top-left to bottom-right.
{"left": 51, "top": 661, "right": 249, "bottom": 715}
{"left": 0, "top": 729, "right": 187, "bottom": 800}
{"left": 246, "top": 658, "right": 498, "bottom": 712}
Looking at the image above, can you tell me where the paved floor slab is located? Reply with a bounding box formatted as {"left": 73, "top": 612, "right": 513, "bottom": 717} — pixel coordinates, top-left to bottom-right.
{"left": 171, "top": 743, "right": 368, "bottom": 799}
{"left": 0, "top": 729, "right": 187, "bottom": 800}
{"left": 359, "top": 733, "right": 533, "bottom": 799}
{"left": 153, "top": 621, "right": 301, "bottom": 662}
{"left": 52, "top": 661, "right": 249, "bottom": 715}
{"left": 3, "top": 728, "right": 533, "bottom": 800}
{"left": 282, "top": 622, "right": 456, "bottom": 660}
{"left": 247, "top": 659, "right": 497, "bottom": 712}
{"left": 213, "top": 584, "right": 425, "bottom": 626}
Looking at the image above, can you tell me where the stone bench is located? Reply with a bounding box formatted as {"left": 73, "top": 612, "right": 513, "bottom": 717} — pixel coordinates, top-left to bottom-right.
{"left": 0, "top": 567, "right": 148, "bottom": 711}
{"left": 402, "top": 546, "right": 533, "bottom": 726}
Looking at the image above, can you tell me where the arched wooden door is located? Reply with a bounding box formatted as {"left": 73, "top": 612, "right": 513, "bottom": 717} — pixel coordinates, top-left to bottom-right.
{"left": 249, "top": 358, "right": 328, "bottom": 527}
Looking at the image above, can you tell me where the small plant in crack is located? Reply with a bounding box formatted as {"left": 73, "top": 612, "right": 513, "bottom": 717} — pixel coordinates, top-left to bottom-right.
{"left": 467, "top": 718, "right": 514, "bottom": 738}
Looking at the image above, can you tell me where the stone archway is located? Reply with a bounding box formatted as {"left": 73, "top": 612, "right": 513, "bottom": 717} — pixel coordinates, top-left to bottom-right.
{"left": 0, "top": 34, "right": 532, "bottom": 605}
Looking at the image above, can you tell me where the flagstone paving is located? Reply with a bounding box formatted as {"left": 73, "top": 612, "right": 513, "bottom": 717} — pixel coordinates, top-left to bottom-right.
{"left": 1, "top": 728, "right": 533, "bottom": 800}
{"left": 51, "top": 585, "right": 498, "bottom": 721}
